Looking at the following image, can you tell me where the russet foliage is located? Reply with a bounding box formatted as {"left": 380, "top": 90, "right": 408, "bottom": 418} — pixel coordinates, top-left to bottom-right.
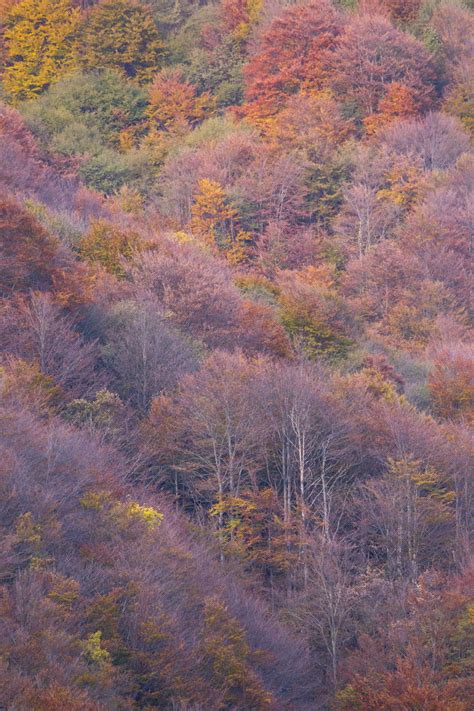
{"left": 242, "top": 0, "right": 341, "bottom": 122}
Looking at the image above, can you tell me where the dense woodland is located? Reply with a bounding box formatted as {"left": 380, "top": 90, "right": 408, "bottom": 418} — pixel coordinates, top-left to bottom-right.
{"left": 0, "top": 0, "right": 473, "bottom": 708}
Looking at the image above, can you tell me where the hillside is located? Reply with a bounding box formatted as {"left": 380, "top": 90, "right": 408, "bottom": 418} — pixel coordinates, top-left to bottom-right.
{"left": 0, "top": 1, "right": 473, "bottom": 709}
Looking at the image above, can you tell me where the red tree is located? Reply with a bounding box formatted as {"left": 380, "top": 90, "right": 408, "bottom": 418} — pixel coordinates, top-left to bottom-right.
{"left": 242, "top": 0, "right": 341, "bottom": 122}
{"left": 364, "top": 82, "right": 418, "bottom": 134}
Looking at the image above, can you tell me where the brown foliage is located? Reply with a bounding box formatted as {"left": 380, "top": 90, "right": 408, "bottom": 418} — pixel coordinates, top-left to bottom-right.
{"left": 0, "top": 194, "right": 57, "bottom": 296}
{"left": 428, "top": 342, "right": 474, "bottom": 423}
{"left": 383, "top": 0, "right": 422, "bottom": 23}
{"left": 130, "top": 242, "right": 243, "bottom": 347}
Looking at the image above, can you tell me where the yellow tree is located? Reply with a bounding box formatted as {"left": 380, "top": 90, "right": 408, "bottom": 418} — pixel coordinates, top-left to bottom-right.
{"left": 200, "top": 598, "right": 273, "bottom": 709}
{"left": 79, "top": 0, "right": 164, "bottom": 83}
{"left": 210, "top": 489, "right": 299, "bottom": 589}
{"left": 3, "top": 0, "right": 79, "bottom": 103}
{"left": 79, "top": 220, "right": 143, "bottom": 277}
{"left": 190, "top": 178, "right": 236, "bottom": 248}
{"left": 444, "top": 73, "right": 474, "bottom": 138}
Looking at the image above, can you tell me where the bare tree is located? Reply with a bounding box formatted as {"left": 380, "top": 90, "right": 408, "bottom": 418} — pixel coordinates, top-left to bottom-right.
{"left": 154, "top": 351, "right": 265, "bottom": 557}
{"left": 103, "top": 295, "right": 198, "bottom": 412}
{"left": 357, "top": 457, "right": 456, "bottom": 581}
{"left": 292, "top": 536, "right": 356, "bottom": 688}
{"left": 6, "top": 291, "right": 99, "bottom": 397}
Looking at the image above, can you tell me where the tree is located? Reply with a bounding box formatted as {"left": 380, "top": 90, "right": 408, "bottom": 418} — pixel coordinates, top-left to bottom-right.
{"left": 131, "top": 241, "right": 243, "bottom": 347}
{"left": 220, "top": 0, "right": 263, "bottom": 43}
{"left": 402, "top": 156, "right": 473, "bottom": 261}
{"left": 3, "top": 0, "right": 79, "bottom": 102}
{"left": 232, "top": 149, "right": 307, "bottom": 230}
{"left": 162, "top": 351, "right": 262, "bottom": 527}
{"left": 336, "top": 657, "right": 471, "bottom": 711}
{"left": 102, "top": 296, "right": 197, "bottom": 412}
{"left": 428, "top": 343, "right": 474, "bottom": 423}
{"left": 195, "top": 40, "right": 247, "bottom": 108}
{"left": 330, "top": 12, "right": 436, "bottom": 117}
{"left": 145, "top": 351, "right": 268, "bottom": 550}
{"left": 157, "top": 126, "right": 259, "bottom": 227}
{"left": 384, "top": 0, "right": 422, "bottom": 24}
{"left": 4, "top": 291, "right": 99, "bottom": 397}
{"left": 23, "top": 69, "right": 147, "bottom": 149}
{"left": 334, "top": 146, "right": 404, "bottom": 257}
{"left": 430, "top": 1, "right": 474, "bottom": 77}
{"left": 358, "top": 457, "right": 455, "bottom": 581}
{"left": 0, "top": 0, "right": 21, "bottom": 20}
{"left": 0, "top": 357, "right": 61, "bottom": 414}
{"left": 145, "top": 0, "right": 199, "bottom": 35}
{"left": 147, "top": 68, "right": 214, "bottom": 134}
{"left": 253, "top": 221, "right": 319, "bottom": 275}
{"left": 242, "top": 0, "right": 341, "bottom": 122}
{"left": 333, "top": 564, "right": 474, "bottom": 710}
{"left": 264, "top": 90, "right": 354, "bottom": 226}
{"left": 278, "top": 266, "right": 354, "bottom": 360}
{"left": 210, "top": 488, "right": 299, "bottom": 590}
{"left": 23, "top": 683, "right": 102, "bottom": 711}
{"left": 237, "top": 299, "right": 292, "bottom": 359}
{"left": 293, "top": 536, "right": 356, "bottom": 688}
{"left": 190, "top": 177, "right": 237, "bottom": 247}
{"left": 0, "top": 194, "right": 58, "bottom": 296}
{"left": 79, "top": 0, "right": 164, "bottom": 83}
{"left": 200, "top": 598, "right": 273, "bottom": 709}
{"left": 79, "top": 220, "right": 143, "bottom": 277}
{"left": 0, "top": 104, "right": 105, "bottom": 219}
{"left": 253, "top": 361, "right": 357, "bottom": 588}
{"left": 364, "top": 82, "right": 418, "bottom": 134}
{"left": 0, "top": 400, "right": 310, "bottom": 710}
{"left": 444, "top": 65, "right": 474, "bottom": 137}
{"left": 265, "top": 363, "right": 323, "bottom": 563}
{"left": 76, "top": 144, "right": 154, "bottom": 195}
{"left": 268, "top": 90, "right": 354, "bottom": 160}
{"left": 381, "top": 111, "right": 470, "bottom": 171}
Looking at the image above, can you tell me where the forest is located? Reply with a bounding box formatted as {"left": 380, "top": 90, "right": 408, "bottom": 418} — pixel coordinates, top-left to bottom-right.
{"left": 0, "top": 0, "right": 473, "bottom": 708}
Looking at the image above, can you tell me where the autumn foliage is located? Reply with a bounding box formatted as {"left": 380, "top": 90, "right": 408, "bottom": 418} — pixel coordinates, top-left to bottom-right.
{"left": 0, "top": 0, "right": 472, "bottom": 708}
{"left": 242, "top": 0, "right": 341, "bottom": 122}
{"left": 3, "top": 0, "right": 79, "bottom": 102}
{"left": 0, "top": 194, "right": 58, "bottom": 294}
